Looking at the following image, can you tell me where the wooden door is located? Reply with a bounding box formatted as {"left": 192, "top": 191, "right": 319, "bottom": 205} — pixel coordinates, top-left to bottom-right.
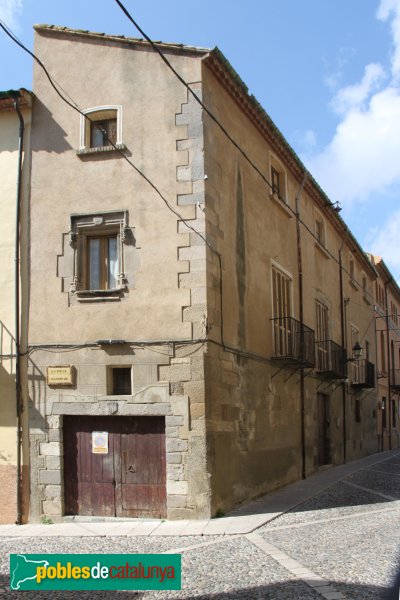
{"left": 63, "top": 415, "right": 166, "bottom": 518}
{"left": 317, "top": 393, "right": 330, "bottom": 466}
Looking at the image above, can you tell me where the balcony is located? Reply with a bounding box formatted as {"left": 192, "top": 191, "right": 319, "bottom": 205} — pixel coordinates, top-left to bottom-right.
{"left": 271, "top": 317, "right": 315, "bottom": 367}
{"left": 315, "top": 340, "right": 346, "bottom": 379}
{"left": 391, "top": 370, "right": 400, "bottom": 391}
{"left": 351, "top": 359, "right": 375, "bottom": 389}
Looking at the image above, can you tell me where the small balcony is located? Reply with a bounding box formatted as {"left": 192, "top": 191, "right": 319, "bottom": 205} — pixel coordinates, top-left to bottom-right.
{"left": 271, "top": 317, "right": 315, "bottom": 367}
{"left": 315, "top": 340, "right": 346, "bottom": 379}
{"left": 391, "top": 370, "right": 400, "bottom": 391}
{"left": 351, "top": 359, "right": 375, "bottom": 389}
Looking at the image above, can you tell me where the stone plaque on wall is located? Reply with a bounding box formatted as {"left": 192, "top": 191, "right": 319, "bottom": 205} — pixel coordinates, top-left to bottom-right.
{"left": 46, "top": 365, "right": 75, "bottom": 386}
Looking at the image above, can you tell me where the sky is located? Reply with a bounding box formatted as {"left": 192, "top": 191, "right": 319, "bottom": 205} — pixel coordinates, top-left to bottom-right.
{"left": 1, "top": 0, "right": 400, "bottom": 278}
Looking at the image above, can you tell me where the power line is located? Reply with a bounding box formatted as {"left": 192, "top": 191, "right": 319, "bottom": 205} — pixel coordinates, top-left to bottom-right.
{"left": 0, "top": 20, "right": 217, "bottom": 257}
{"left": 0, "top": 17, "right": 379, "bottom": 367}
{"left": 113, "top": 0, "right": 380, "bottom": 292}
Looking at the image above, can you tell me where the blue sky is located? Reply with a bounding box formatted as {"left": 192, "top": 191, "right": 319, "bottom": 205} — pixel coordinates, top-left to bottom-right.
{"left": 1, "top": 0, "right": 400, "bottom": 277}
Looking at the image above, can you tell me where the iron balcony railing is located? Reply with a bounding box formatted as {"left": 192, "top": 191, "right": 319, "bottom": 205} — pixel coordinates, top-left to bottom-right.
{"left": 391, "top": 370, "right": 400, "bottom": 390}
{"left": 315, "top": 340, "right": 346, "bottom": 379}
{"left": 351, "top": 359, "right": 375, "bottom": 388}
{"left": 271, "top": 317, "right": 315, "bottom": 367}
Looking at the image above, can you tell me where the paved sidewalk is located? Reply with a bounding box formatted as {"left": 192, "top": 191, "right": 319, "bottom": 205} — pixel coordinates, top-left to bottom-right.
{"left": 0, "top": 449, "right": 398, "bottom": 538}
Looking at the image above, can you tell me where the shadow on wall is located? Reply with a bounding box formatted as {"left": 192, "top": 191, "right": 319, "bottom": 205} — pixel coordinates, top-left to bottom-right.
{"left": 27, "top": 357, "right": 47, "bottom": 432}
{"left": 0, "top": 574, "right": 396, "bottom": 599}
{"left": 32, "top": 99, "right": 72, "bottom": 154}
{"left": 0, "top": 321, "right": 16, "bottom": 364}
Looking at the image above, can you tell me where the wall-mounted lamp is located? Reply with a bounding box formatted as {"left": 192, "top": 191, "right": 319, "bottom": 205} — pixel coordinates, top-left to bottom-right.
{"left": 347, "top": 341, "right": 363, "bottom": 362}
{"left": 96, "top": 339, "right": 127, "bottom": 346}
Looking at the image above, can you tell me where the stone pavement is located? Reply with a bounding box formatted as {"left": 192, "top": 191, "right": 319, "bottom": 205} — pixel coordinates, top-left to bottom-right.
{"left": 1, "top": 449, "right": 399, "bottom": 598}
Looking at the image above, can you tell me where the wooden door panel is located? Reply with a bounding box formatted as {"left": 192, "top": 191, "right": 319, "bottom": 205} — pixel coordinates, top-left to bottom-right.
{"left": 64, "top": 415, "right": 166, "bottom": 518}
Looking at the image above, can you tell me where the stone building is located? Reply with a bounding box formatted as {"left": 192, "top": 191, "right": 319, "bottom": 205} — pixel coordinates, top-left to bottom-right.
{"left": 368, "top": 255, "right": 400, "bottom": 451}
{"left": 0, "top": 89, "right": 32, "bottom": 523}
{"left": 25, "top": 25, "right": 380, "bottom": 523}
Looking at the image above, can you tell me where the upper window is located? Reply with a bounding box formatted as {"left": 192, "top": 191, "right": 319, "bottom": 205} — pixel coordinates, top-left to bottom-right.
{"left": 78, "top": 105, "right": 124, "bottom": 155}
{"left": 361, "top": 272, "right": 370, "bottom": 303}
{"left": 109, "top": 367, "right": 132, "bottom": 395}
{"left": 314, "top": 210, "right": 327, "bottom": 248}
{"left": 391, "top": 301, "right": 398, "bottom": 325}
{"left": 271, "top": 263, "right": 292, "bottom": 356}
{"left": 70, "top": 211, "right": 129, "bottom": 299}
{"left": 271, "top": 167, "right": 280, "bottom": 196}
{"left": 90, "top": 116, "right": 117, "bottom": 148}
{"left": 272, "top": 264, "right": 292, "bottom": 320}
{"left": 349, "top": 255, "right": 357, "bottom": 287}
{"left": 376, "top": 282, "right": 384, "bottom": 307}
{"left": 316, "top": 300, "right": 329, "bottom": 371}
{"left": 87, "top": 234, "right": 119, "bottom": 291}
{"left": 269, "top": 154, "right": 287, "bottom": 204}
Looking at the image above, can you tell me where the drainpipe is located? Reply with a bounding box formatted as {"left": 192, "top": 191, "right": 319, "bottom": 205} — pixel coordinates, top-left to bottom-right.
{"left": 13, "top": 92, "right": 25, "bottom": 525}
{"left": 384, "top": 279, "right": 393, "bottom": 451}
{"left": 338, "top": 250, "right": 347, "bottom": 462}
{"left": 295, "top": 171, "right": 307, "bottom": 480}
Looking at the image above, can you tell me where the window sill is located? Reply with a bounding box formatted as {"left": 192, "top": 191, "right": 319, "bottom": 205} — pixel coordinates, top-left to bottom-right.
{"left": 75, "top": 288, "right": 125, "bottom": 302}
{"left": 99, "top": 395, "right": 133, "bottom": 401}
{"left": 76, "top": 143, "right": 126, "bottom": 156}
{"left": 314, "top": 241, "right": 330, "bottom": 259}
{"left": 269, "top": 193, "right": 293, "bottom": 218}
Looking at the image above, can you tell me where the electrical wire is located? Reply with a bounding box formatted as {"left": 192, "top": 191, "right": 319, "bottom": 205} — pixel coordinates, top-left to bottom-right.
{"left": 0, "top": 20, "right": 217, "bottom": 259}
{"left": 113, "top": 0, "right": 378, "bottom": 289}
{"left": 0, "top": 17, "right": 225, "bottom": 347}
{"left": 0, "top": 17, "right": 380, "bottom": 370}
{"left": 0, "top": 15, "right": 375, "bottom": 300}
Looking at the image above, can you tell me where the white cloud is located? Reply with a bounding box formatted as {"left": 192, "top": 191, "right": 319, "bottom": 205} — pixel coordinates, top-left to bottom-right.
{"left": 306, "top": 86, "right": 400, "bottom": 204}
{"left": 331, "top": 63, "right": 386, "bottom": 114}
{"left": 377, "top": 0, "right": 400, "bottom": 80}
{"left": 303, "top": 0, "right": 400, "bottom": 206}
{"left": 367, "top": 209, "right": 400, "bottom": 277}
{"left": 0, "top": 0, "right": 22, "bottom": 29}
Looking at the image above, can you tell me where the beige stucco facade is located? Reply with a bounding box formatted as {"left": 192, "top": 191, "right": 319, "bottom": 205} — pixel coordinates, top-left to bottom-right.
{"left": 0, "top": 90, "right": 32, "bottom": 523}
{"left": 25, "top": 25, "right": 381, "bottom": 522}
{"left": 201, "top": 57, "right": 379, "bottom": 513}
{"left": 369, "top": 256, "right": 400, "bottom": 451}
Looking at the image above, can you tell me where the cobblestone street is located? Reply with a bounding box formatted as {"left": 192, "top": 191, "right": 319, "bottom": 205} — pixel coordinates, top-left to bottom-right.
{"left": 1, "top": 450, "right": 399, "bottom": 599}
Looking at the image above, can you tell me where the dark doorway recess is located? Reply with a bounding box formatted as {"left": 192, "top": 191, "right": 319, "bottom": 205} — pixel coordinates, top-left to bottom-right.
{"left": 318, "top": 393, "right": 331, "bottom": 466}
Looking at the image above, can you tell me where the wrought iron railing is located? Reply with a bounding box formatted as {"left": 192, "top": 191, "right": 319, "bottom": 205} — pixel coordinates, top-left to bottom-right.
{"left": 315, "top": 340, "right": 346, "bottom": 379}
{"left": 351, "top": 359, "right": 375, "bottom": 388}
{"left": 272, "top": 317, "right": 315, "bottom": 367}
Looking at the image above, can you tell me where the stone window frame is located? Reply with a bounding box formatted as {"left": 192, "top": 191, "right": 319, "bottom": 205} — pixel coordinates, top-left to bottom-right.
{"left": 77, "top": 105, "right": 125, "bottom": 156}
{"left": 69, "top": 210, "right": 129, "bottom": 301}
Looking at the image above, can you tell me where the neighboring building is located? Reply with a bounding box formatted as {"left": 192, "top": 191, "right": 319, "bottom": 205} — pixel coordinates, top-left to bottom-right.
{"left": 368, "top": 255, "right": 400, "bottom": 451}
{"left": 25, "top": 25, "right": 380, "bottom": 523}
{"left": 0, "top": 89, "right": 32, "bottom": 523}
